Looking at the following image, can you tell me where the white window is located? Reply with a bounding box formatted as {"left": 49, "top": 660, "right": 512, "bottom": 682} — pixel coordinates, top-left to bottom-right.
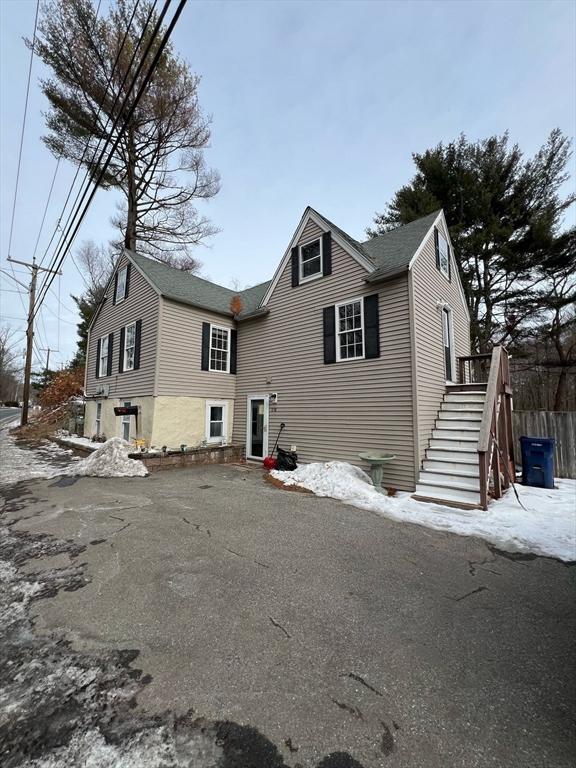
{"left": 206, "top": 401, "right": 228, "bottom": 443}
{"left": 124, "top": 322, "right": 136, "bottom": 371}
{"left": 115, "top": 266, "right": 128, "bottom": 303}
{"left": 121, "top": 401, "right": 131, "bottom": 442}
{"left": 95, "top": 402, "right": 102, "bottom": 436}
{"left": 437, "top": 230, "right": 450, "bottom": 278}
{"left": 336, "top": 298, "right": 364, "bottom": 361}
{"left": 299, "top": 238, "right": 323, "bottom": 282}
{"left": 209, "top": 325, "right": 230, "bottom": 372}
{"left": 98, "top": 335, "right": 109, "bottom": 377}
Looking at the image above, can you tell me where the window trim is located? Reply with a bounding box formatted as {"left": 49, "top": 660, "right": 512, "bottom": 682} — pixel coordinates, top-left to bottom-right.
{"left": 95, "top": 402, "right": 102, "bottom": 436}
{"left": 437, "top": 230, "right": 450, "bottom": 279}
{"left": 123, "top": 322, "right": 136, "bottom": 372}
{"left": 120, "top": 400, "right": 131, "bottom": 442}
{"left": 115, "top": 265, "right": 128, "bottom": 304}
{"left": 335, "top": 296, "right": 365, "bottom": 362}
{"left": 298, "top": 237, "right": 323, "bottom": 284}
{"left": 205, "top": 400, "right": 228, "bottom": 444}
{"left": 208, "top": 324, "right": 231, "bottom": 373}
{"left": 98, "top": 335, "right": 109, "bottom": 377}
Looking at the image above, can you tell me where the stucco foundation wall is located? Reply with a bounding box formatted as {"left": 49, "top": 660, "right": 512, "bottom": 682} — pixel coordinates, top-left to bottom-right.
{"left": 150, "top": 396, "right": 234, "bottom": 448}
{"left": 84, "top": 397, "right": 155, "bottom": 442}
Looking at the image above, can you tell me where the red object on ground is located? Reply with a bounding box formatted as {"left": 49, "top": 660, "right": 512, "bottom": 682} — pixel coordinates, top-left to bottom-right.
{"left": 263, "top": 455, "right": 277, "bottom": 470}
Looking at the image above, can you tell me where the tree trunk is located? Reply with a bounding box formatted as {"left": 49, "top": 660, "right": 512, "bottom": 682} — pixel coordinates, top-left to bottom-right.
{"left": 553, "top": 367, "right": 568, "bottom": 411}
{"left": 125, "top": 130, "right": 137, "bottom": 251}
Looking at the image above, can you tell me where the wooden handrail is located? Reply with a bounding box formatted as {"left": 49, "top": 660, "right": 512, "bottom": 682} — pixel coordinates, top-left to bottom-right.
{"left": 478, "top": 346, "right": 502, "bottom": 452}
{"left": 458, "top": 353, "right": 492, "bottom": 362}
{"left": 476, "top": 345, "right": 513, "bottom": 509}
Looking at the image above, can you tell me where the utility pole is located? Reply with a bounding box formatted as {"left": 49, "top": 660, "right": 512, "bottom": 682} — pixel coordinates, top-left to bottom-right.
{"left": 6, "top": 257, "right": 61, "bottom": 427}
{"left": 40, "top": 347, "right": 52, "bottom": 377}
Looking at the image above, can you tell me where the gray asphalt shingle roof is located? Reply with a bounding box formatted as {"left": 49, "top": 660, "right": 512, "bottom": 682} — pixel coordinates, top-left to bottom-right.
{"left": 126, "top": 209, "right": 440, "bottom": 317}
{"left": 360, "top": 210, "right": 441, "bottom": 280}
{"left": 128, "top": 250, "right": 270, "bottom": 318}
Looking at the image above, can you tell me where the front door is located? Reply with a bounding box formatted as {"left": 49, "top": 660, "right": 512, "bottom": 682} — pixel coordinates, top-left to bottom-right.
{"left": 442, "top": 306, "right": 454, "bottom": 382}
{"left": 247, "top": 396, "right": 269, "bottom": 459}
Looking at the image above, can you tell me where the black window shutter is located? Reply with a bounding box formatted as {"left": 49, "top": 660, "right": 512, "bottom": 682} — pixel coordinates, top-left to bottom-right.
{"left": 434, "top": 227, "right": 440, "bottom": 270}
{"left": 134, "top": 320, "right": 142, "bottom": 370}
{"left": 323, "top": 305, "right": 336, "bottom": 364}
{"left": 112, "top": 271, "right": 119, "bottom": 305}
{"left": 291, "top": 246, "right": 299, "bottom": 287}
{"left": 119, "top": 326, "right": 125, "bottom": 373}
{"left": 201, "top": 322, "right": 210, "bottom": 370}
{"left": 230, "top": 329, "right": 237, "bottom": 374}
{"left": 107, "top": 333, "right": 114, "bottom": 376}
{"left": 447, "top": 243, "right": 452, "bottom": 281}
{"left": 95, "top": 338, "right": 101, "bottom": 379}
{"left": 322, "top": 231, "right": 332, "bottom": 276}
{"left": 125, "top": 263, "right": 131, "bottom": 298}
{"left": 364, "top": 294, "right": 380, "bottom": 359}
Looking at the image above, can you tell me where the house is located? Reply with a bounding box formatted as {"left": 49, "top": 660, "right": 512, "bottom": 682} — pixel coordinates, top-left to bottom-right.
{"left": 85, "top": 206, "right": 499, "bottom": 507}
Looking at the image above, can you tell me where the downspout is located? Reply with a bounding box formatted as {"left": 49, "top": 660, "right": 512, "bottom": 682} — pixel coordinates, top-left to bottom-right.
{"left": 408, "top": 270, "right": 421, "bottom": 490}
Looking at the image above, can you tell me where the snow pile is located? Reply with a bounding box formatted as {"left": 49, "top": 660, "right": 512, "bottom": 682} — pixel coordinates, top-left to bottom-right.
{"left": 272, "top": 461, "right": 576, "bottom": 562}
{"left": 70, "top": 437, "right": 148, "bottom": 478}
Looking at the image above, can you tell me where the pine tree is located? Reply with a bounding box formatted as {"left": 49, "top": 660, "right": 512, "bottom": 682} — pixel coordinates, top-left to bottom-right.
{"left": 367, "top": 130, "right": 575, "bottom": 352}
{"left": 30, "top": 0, "right": 220, "bottom": 263}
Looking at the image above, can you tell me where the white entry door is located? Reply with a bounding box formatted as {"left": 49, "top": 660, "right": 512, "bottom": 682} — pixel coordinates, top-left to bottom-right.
{"left": 246, "top": 395, "right": 269, "bottom": 460}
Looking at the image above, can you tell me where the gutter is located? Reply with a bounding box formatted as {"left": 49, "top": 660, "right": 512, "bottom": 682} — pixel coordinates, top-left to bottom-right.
{"left": 364, "top": 266, "right": 409, "bottom": 284}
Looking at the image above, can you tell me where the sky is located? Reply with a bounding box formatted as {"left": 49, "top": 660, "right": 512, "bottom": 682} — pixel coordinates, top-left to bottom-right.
{"left": 1, "top": 0, "right": 575, "bottom": 369}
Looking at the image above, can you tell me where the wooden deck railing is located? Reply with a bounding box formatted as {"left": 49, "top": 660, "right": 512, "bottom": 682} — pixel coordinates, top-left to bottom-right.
{"left": 475, "top": 346, "right": 514, "bottom": 510}
{"left": 458, "top": 353, "right": 492, "bottom": 384}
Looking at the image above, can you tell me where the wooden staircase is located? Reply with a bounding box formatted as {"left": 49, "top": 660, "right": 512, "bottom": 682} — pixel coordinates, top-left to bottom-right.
{"left": 413, "top": 348, "right": 514, "bottom": 510}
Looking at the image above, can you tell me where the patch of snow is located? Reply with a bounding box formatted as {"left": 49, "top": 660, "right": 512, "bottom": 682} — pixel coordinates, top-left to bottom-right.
{"left": 272, "top": 461, "right": 576, "bottom": 562}
{"left": 54, "top": 432, "right": 101, "bottom": 451}
{"left": 0, "top": 431, "right": 73, "bottom": 486}
{"left": 70, "top": 438, "right": 148, "bottom": 478}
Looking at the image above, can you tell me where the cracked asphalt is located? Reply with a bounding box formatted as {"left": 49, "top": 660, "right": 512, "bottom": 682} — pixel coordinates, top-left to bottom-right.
{"left": 1, "top": 459, "right": 575, "bottom": 767}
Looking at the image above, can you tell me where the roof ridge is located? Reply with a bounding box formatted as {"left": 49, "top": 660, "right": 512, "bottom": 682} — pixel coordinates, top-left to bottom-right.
{"left": 360, "top": 209, "right": 441, "bottom": 245}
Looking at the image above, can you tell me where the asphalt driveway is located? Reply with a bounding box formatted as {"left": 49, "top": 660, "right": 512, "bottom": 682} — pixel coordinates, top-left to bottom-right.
{"left": 2, "top": 462, "right": 575, "bottom": 767}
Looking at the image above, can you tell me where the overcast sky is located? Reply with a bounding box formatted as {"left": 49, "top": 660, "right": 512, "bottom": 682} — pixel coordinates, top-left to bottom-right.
{"left": 1, "top": 0, "right": 575, "bottom": 367}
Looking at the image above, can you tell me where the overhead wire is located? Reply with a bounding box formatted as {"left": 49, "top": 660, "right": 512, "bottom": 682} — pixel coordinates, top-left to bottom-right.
{"left": 32, "top": 0, "right": 181, "bottom": 318}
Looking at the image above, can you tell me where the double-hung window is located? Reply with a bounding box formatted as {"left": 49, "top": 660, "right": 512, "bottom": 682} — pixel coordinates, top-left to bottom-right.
{"left": 299, "top": 238, "right": 322, "bottom": 282}
{"left": 209, "top": 325, "right": 230, "bottom": 372}
{"left": 437, "top": 230, "right": 450, "bottom": 278}
{"left": 121, "top": 401, "right": 131, "bottom": 442}
{"left": 206, "top": 401, "right": 228, "bottom": 443}
{"left": 95, "top": 402, "right": 102, "bottom": 436}
{"left": 124, "top": 322, "right": 136, "bottom": 371}
{"left": 98, "top": 335, "right": 109, "bottom": 377}
{"left": 336, "top": 298, "right": 364, "bottom": 361}
{"left": 115, "top": 266, "right": 128, "bottom": 303}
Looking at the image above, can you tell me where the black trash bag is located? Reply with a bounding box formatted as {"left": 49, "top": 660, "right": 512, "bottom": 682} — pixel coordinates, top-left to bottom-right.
{"left": 276, "top": 446, "right": 298, "bottom": 471}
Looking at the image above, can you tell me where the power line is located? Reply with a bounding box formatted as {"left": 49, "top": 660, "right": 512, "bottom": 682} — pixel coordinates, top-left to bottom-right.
{"left": 34, "top": 0, "right": 185, "bottom": 318}
{"left": 31, "top": 157, "right": 61, "bottom": 261}
{"left": 36, "top": 0, "right": 147, "bottom": 271}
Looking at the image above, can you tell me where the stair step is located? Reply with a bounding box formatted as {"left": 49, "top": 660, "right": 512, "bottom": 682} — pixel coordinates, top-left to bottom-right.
{"left": 423, "top": 459, "right": 479, "bottom": 474}
{"left": 436, "top": 418, "right": 481, "bottom": 430}
{"left": 418, "top": 470, "right": 480, "bottom": 489}
{"left": 414, "top": 481, "right": 481, "bottom": 506}
{"left": 427, "top": 448, "right": 479, "bottom": 463}
{"left": 430, "top": 437, "right": 479, "bottom": 450}
{"left": 445, "top": 394, "right": 486, "bottom": 404}
{"left": 441, "top": 402, "right": 485, "bottom": 412}
{"left": 446, "top": 383, "right": 487, "bottom": 393}
{"left": 433, "top": 428, "right": 480, "bottom": 440}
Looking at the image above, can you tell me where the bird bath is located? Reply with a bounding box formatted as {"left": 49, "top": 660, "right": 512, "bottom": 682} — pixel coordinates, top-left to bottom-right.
{"left": 358, "top": 452, "right": 396, "bottom": 491}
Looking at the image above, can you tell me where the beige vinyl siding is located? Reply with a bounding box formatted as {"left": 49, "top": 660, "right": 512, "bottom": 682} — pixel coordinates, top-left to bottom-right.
{"left": 86, "top": 255, "right": 159, "bottom": 397}
{"left": 411, "top": 217, "right": 471, "bottom": 465}
{"left": 155, "top": 298, "right": 236, "bottom": 399}
{"left": 234, "top": 219, "right": 415, "bottom": 491}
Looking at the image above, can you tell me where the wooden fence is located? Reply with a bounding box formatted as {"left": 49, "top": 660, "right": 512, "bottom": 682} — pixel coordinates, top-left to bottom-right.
{"left": 513, "top": 411, "right": 576, "bottom": 479}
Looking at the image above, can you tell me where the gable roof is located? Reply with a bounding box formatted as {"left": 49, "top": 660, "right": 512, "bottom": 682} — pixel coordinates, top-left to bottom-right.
{"left": 360, "top": 210, "right": 441, "bottom": 282}
{"left": 128, "top": 250, "right": 270, "bottom": 318}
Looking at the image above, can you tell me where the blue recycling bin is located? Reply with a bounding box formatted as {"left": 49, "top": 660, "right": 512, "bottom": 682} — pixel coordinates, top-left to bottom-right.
{"left": 520, "top": 436, "right": 555, "bottom": 489}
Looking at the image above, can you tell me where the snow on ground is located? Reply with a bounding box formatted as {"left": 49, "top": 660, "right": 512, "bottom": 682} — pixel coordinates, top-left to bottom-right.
{"left": 272, "top": 461, "right": 576, "bottom": 562}
{"left": 54, "top": 432, "right": 101, "bottom": 451}
{"left": 70, "top": 437, "right": 148, "bottom": 478}
{"left": 0, "top": 429, "right": 76, "bottom": 486}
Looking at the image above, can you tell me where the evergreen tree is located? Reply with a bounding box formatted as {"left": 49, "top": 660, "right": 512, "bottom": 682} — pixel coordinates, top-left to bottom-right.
{"left": 368, "top": 130, "right": 575, "bottom": 351}
{"left": 30, "top": 0, "right": 219, "bottom": 264}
